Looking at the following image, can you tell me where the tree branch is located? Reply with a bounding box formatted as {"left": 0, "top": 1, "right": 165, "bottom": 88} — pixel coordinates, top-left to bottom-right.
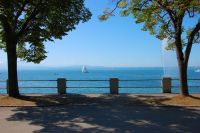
{"left": 14, "top": 0, "right": 29, "bottom": 29}
{"left": 184, "top": 20, "right": 200, "bottom": 65}
{"left": 17, "top": 0, "right": 44, "bottom": 38}
{"left": 155, "top": 0, "right": 176, "bottom": 28}
{"left": 0, "top": 14, "right": 17, "bottom": 45}
{"left": 0, "top": 14, "right": 7, "bottom": 26}
{"left": 17, "top": 6, "right": 39, "bottom": 38}
{"left": 0, "top": 14, "right": 11, "bottom": 33}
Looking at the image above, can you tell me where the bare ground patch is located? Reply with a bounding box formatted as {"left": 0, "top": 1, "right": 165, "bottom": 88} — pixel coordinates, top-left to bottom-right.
{"left": 0, "top": 94, "right": 200, "bottom": 107}
{"left": 0, "top": 94, "right": 71, "bottom": 106}
{"left": 161, "top": 95, "right": 200, "bottom": 106}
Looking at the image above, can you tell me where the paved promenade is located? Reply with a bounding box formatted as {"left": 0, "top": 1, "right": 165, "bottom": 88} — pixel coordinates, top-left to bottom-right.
{"left": 0, "top": 94, "right": 200, "bottom": 133}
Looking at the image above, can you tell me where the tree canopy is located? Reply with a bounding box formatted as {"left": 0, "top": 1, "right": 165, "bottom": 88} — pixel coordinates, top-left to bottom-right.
{"left": 0, "top": 0, "right": 91, "bottom": 63}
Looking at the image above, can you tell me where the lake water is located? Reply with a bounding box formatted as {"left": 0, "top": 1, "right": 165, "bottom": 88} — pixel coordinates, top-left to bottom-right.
{"left": 0, "top": 67, "right": 200, "bottom": 94}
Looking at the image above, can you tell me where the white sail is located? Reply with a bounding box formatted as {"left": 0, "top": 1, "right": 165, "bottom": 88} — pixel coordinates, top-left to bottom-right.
{"left": 82, "top": 65, "right": 88, "bottom": 73}
{"left": 194, "top": 69, "right": 200, "bottom": 73}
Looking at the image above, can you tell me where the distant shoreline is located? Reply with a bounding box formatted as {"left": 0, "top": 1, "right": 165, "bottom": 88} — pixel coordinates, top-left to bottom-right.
{"left": 1, "top": 66, "right": 200, "bottom": 71}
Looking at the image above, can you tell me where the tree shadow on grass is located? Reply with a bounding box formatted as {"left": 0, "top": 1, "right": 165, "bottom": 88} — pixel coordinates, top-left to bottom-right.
{"left": 6, "top": 94, "right": 200, "bottom": 133}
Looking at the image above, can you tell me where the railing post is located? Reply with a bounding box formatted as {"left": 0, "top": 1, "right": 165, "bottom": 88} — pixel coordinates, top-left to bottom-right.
{"left": 57, "top": 78, "right": 66, "bottom": 95}
{"left": 110, "top": 78, "right": 119, "bottom": 94}
{"left": 162, "top": 77, "right": 171, "bottom": 93}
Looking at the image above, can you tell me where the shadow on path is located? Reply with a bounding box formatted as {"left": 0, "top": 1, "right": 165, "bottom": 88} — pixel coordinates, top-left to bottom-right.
{"left": 7, "top": 94, "right": 200, "bottom": 133}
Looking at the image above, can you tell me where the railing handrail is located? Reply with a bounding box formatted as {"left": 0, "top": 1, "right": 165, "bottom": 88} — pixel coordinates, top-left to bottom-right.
{"left": 0, "top": 87, "right": 58, "bottom": 89}
{"left": 0, "top": 78, "right": 200, "bottom": 81}
{"left": 119, "top": 86, "right": 161, "bottom": 88}
{"left": 67, "top": 80, "right": 109, "bottom": 81}
{"left": 172, "top": 86, "right": 200, "bottom": 88}
{"left": 19, "top": 80, "right": 57, "bottom": 81}
{"left": 172, "top": 78, "right": 200, "bottom": 80}
{"left": 120, "top": 79, "right": 161, "bottom": 81}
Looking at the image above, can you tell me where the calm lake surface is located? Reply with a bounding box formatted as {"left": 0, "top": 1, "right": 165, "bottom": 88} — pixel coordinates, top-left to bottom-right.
{"left": 0, "top": 67, "right": 200, "bottom": 94}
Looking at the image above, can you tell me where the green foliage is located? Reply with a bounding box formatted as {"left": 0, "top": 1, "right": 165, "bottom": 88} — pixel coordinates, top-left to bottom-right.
{"left": 165, "top": 41, "right": 176, "bottom": 51}
{"left": 120, "top": 9, "right": 131, "bottom": 16}
{"left": 0, "top": 0, "right": 91, "bottom": 63}
{"left": 99, "top": 14, "right": 109, "bottom": 21}
{"left": 117, "top": 0, "right": 128, "bottom": 8}
{"left": 186, "top": 28, "right": 200, "bottom": 44}
{"left": 165, "top": 39, "right": 186, "bottom": 51}
{"left": 17, "top": 43, "right": 47, "bottom": 63}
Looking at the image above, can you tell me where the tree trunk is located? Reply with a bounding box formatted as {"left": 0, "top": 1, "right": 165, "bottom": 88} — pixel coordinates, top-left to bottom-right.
{"left": 177, "top": 60, "right": 189, "bottom": 96}
{"left": 7, "top": 42, "right": 20, "bottom": 97}
{"left": 175, "top": 37, "right": 189, "bottom": 96}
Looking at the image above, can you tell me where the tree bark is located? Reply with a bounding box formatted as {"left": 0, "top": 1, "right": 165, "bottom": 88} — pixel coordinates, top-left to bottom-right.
{"left": 177, "top": 60, "right": 189, "bottom": 96}
{"left": 175, "top": 38, "right": 189, "bottom": 96}
{"left": 0, "top": 14, "right": 20, "bottom": 97}
{"left": 6, "top": 42, "right": 20, "bottom": 97}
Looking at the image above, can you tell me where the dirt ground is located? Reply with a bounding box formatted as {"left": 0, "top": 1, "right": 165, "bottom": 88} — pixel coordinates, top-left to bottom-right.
{"left": 0, "top": 94, "right": 200, "bottom": 107}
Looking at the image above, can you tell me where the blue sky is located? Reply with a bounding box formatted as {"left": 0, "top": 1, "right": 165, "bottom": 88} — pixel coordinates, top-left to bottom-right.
{"left": 0, "top": 0, "right": 199, "bottom": 69}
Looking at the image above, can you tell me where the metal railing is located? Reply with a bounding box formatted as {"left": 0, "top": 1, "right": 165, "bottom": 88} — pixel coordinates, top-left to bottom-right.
{"left": 0, "top": 78, "right": 200, "bottom": 94}
{"left": 66, "top": 79, "right": 109, "bottom": 89}
{"left": 0, "top": 80, "right": 7, "bottom": 89}
{"left": 119, "top": 79, "right": 161, "bottom": 88}
{"left": 171, "top": 78, "right": 200, "bottom": 88}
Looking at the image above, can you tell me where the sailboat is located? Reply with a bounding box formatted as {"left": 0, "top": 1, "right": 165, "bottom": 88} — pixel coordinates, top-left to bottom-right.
{"left": 194, "top": 69, "right": 200, "bottom": 73}
{"left": 82, "top": 65, "right": 88, "bottom": 73}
